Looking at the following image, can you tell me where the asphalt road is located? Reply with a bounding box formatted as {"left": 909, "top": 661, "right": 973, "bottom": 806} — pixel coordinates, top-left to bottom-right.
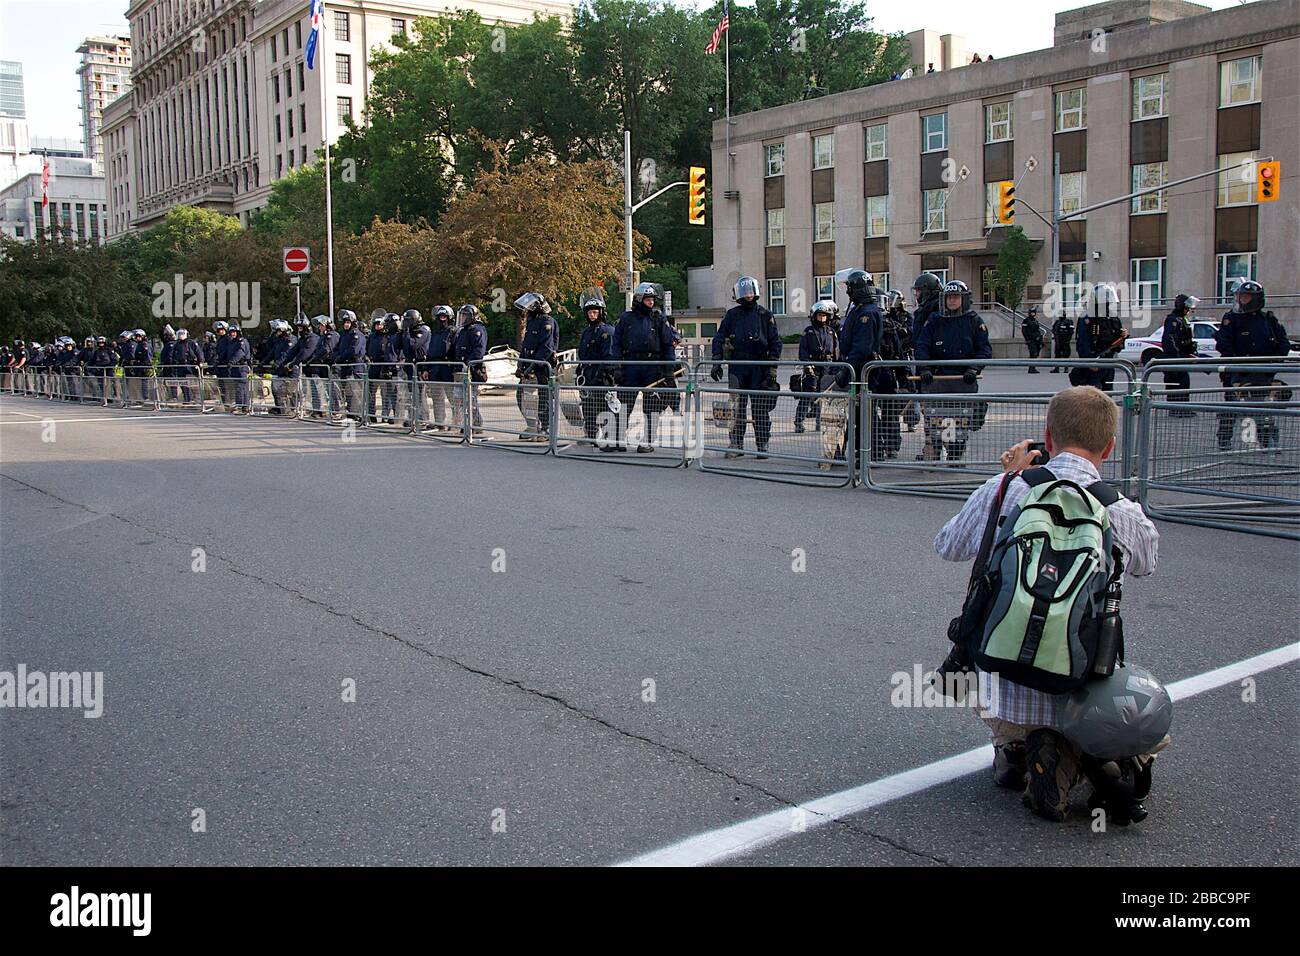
{"left": 1, "top": 395, "right": 1296, "bottom": 866}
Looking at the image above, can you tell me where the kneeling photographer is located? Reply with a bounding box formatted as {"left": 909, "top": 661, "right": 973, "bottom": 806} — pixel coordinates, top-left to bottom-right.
{"left": 932, "top": 386, "right": 1171, "bottom": 825}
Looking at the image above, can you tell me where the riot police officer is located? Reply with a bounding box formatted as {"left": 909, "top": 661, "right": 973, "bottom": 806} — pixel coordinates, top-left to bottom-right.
{"left": 1073, "top": 284, "right": 1127, "bottom": 392}
{"left": 710, "top": 276, "right": 782, "bottom": 458}
{"left": 576, "top": 288, "right": 617, "bottom": 449}
{"left": 307, "top": 315, "right": 338, "bottom": 417}
{"left": 911, "top": 272, "right": 944, "bottom": 342}
{"left": 174, "top": 329, "right": 204, "bottom": 406}
{"left": 914, "top": 280, "right": 992, "bottom": 462}
{"left": 419, "top": 306, "right": 457, "bottom": 431}
{"left": 796, "top": 299, "right": 838, "bottom": 433}
{"left": 332, "top": 309, "right": 367, "bottom": 421}
{"left": 1051, "top": 315, "right": 1075, "bottom": 373}
{"left": 90, "top": 336, "right": 117, "bottom": 405}
{"left": 366, "top": 314, "right": 401, "bottom": 423}
{"left": 875, "top": 289, "right": 916, "bottom": 456}
{"left": 515, "top": 292, "right": 557, "bottom": 442}
{"left": 885, "top": 289, "right": 922, "bottom": 434}
{"left": 269, "top": 317, "right": 302, "bottom": 415}
{"left": 1022, "top": 307, "right": 1044, "bottom": 373}
{"left": 453, "top": 304, "right": 488, "bottom": 433}
{"left": 1160, "top": 294, "right": 1199, "bottom": 417}
{"left": 126, "top": 329, "right": 154, "bottom": 407}
{"left": 222, "top": 324, "right": 252, "bottom": 413}
{"left": 617, "top": 281, "right": 678, "bottom": 453}
{"left": 1214, "top": 280, "right": 1291, "bottom": 451}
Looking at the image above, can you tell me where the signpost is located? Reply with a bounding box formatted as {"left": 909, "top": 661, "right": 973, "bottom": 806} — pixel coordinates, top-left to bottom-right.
{"left": 283, "top": 247, "right": 311, "bottom": 319}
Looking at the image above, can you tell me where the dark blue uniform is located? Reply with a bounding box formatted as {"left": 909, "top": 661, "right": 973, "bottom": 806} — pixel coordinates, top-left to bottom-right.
{"left": 422, "top": 325, "right": 456, "bottom": 382}
{"left": 1214, "top": 308, "right": 1290, "bottom": 449}
{"left": 711, "top": 302, "right": 782, "bottom": 451}
{"left": 1160, "top": 311, "right": 1196, "bottom": 411}
{"left": 796, "top": 323, "right": 837, "bottom": 430}
{"left": 271, "top": 331, "right": 304, "bottom": 414}
{"left": 332, "top": 326, "right": 367, "bottom": 418}
{"left": 1072, "top": 314, "right": 1126, "bottom": 391}
{"left": 914, "top": 311, "right": 991, "bottom": 461}
{"left": 174, "top": 338, "right": 203, "bottom": 403}
{"left": 578, "top": 319, "right": 616, "bottom": 439}
{"left": 519, "top": 314, "right": 558, "bottom": 434}
{"left": 612, "top": 302, "right": 677, "bottom": 449}
{"left": 1051, "top": 317, "right": 1074, "bottom": 370}
{"left": 454, "top": 320, "right": 488, "bottom": 429}
{"left": 839, "top": 302, "right": 883, "bottom": 384}
{"left": 220, "top": 334, "right": 251, "bottom": 410}
{"left": 126, "top": 339, "right": 154, "bottom": 405}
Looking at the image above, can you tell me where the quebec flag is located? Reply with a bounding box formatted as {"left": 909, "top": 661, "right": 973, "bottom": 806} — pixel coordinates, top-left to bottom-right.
{"left": 305, "top": 0, "right": 324, "bottom": 70}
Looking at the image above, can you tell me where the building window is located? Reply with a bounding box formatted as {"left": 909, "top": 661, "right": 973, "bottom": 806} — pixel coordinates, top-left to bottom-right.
{"left": 922, "top": 113, "right": 947, "bottom": 152}
{"left": 812, "top": 133, "right": 835, "bottom": 170}
{"left": 767, "top": 279, "right": 786, "bottom": 314}
{"left": 301, "top": 145, "right": 307, "bottom": 165}
{"left": 923, "top": 189, "right": 946, "bottom": 232}
{"left": 335, "top": 54, "right": 350, "bottom": 84}
{"left": 287, "top": 110, "right": 294, "bottom": 138}
{"left": 865, "top": 195, "right": 888, "bottom": 237}
{"left": 1060, "top": 262, "right": 1087, "bottom": 309}
{"left": 1058, "top": 171, "right": 1086, "bottom": 216}
{"left": 391, "top": 18, "right": 406, "bottom": 39}
{"left": 1130, "top": 257, "right": 1166, "bottom": 306}
{"left": 765, "top": 208, "right": 785, "bottom": 246}
{"left": 814, "top": 275, "right": 834, "bottom": 301}
{"left": 1054, "top": 88, "right": 1086, "bottom": 132}
{"left": 1219, "top": 55, "right": 1262, "bottom": 107}
{"left": 1217, "top": 252, "right": 1256, "bottom": 298}
{"left": 295, "top": 21, "right": 302, "bottom": 48}
{"left": 288, "top": 149, "right": 295, "bottom": 169}
{"left": 864, "top": 123, "right": 887, "bottom": 161}
{"left": 764, "top": 143, "right": 785, "bottom": 177}
{"left": 814, "top": 201, "right": 834, "bottom": 241}
{"left": 1217, "top": 152, "right": 1256, "bottom": 207}
{"left": 1131, "top": 162, "right": 1167, "bottom": 213}
{"left": 337, "top": 96, "right": 353, "bottom": 124}
{"left": 985, "top": 102, "right": 1012, "bottom": 143}
{"left": 298, "top": 62, "right": 305, "bottom": 93}
{"left": 335, "top": 11, "right": 350, "bottom": 42}
{"left": 271, "top": 35, "right": 277, "bottom": 62}
{"left": 300, "top": 104, "right": 306, "bottom": 130}
{"left": 1132, "top": 74, "right": 1167, "bottom": 121}
{"left": 875, "top": 272, "right": 890, "bottom": 294}
{"left": 275, "top": 114, "right": 282, "bottom": 143}
{"left": 984, "top": 181, "right": 1001, "bottom": 228}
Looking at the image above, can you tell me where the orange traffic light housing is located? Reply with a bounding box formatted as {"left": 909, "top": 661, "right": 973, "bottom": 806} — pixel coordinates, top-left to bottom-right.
{"left": 688, "top": 166, "right": 706, "bottom": 226}
{"left": 997, "top": 180, "right": 1016, "bottom": 225}
{"left": 1256, "top": 161, "right": 1280, "bottom": 202}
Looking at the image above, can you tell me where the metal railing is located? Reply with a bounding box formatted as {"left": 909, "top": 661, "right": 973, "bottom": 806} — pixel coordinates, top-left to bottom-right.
{"left": 553, "top": 359, "right": 692, "bottom": 467}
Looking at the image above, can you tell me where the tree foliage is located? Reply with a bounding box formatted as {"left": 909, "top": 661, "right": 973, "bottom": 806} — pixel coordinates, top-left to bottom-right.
{"left": 995, "top": 226, "right": 1035, "bottom": 311}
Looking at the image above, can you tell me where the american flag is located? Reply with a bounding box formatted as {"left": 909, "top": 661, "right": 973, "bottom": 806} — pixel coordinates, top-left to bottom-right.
{"left": 705, "top": 3, "right": 729, "bottom": 55}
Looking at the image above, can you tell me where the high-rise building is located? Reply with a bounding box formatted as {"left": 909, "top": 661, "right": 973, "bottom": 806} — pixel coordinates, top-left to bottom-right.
{"left": 77, "top": 35, "right": 133, "bottom": 173}
{"left": 0, "top": 61, "right": 24, "bottom": 119}
{"left": 108, "top": 0, "right": 572, "bottom": 238}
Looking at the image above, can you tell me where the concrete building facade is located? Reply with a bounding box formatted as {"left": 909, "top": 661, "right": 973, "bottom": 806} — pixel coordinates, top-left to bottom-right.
{"left": 0, "top": 60, "right": 25, "bottom": 119}
{"left": 702, "top": 0, "right": 1300, "bottom": 331}
{"left": 77, "top": 35, "right": 133, "bottom": 174}
{"left": 109, "top": 0, "right": 571, "bottom": 238}
{"left": 0, "top": 157, "right": 108, "bottom": 243}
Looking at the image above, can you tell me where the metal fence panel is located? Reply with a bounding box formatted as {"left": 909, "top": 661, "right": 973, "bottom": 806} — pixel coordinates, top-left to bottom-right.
{"left": 692, "top": 359, "right": 855, "bottom": 487}
{"left": 362, "top": 363, "right": 416, "bottom": 433}
{"left": 859, "top": 359, "right": 1136, "bottom": 499}
{"left": 553, "top": 359, "right": 690, "bottom": 467}
{"left": 156, "top": 365, "right": 206, "bottom": 411}
{"left": 470, "top": 356, "right": 553, "bottom": 452}
{"left": 412, "top": 362, "right": 470, "bottom": 442}
{"left": 1138, "top": 360, "right": 1300, "bottom": 539}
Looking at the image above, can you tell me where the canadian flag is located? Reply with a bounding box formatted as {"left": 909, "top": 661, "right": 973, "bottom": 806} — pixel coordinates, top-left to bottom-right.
{"left": 41, "top": 159, "right": 49, "bottom": 208}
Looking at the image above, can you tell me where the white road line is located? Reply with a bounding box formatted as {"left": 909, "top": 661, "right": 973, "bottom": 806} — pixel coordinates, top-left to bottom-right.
{"left": 0, "top": 414, "right": 207, "bottom": 425}
{"left": 617, "top": 643, "right": 1300, "bottom": 867}
{"left": 0, "top": 408, "right": 47, "bottom": 418}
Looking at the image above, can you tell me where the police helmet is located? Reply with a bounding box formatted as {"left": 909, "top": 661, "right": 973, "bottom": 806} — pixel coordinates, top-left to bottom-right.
{"left": 213, "top": 321, "right": 229, "bottom": 333}
{"left": 12, "top": 339, "right": 22, "bottom": 347}
{"left": 385, "top": 312, "right": 402, "bottom": 332}
{"left": 942, "top": 279, "right": 972, "bottom": 315}
{"left": 227, "top": 324, "right": 241, "bottom": 334}
{"left": 457, "top": 304, "right": 482, "bottom": 325}
{"left": 310, "top": 314, "right": 329, "bottom": 330}
{"left": 885, "top": 289, "right": 905, "bottom": 312}
{"left": 133, "top": 328, "right": 146, "bottom": 338}
{"left": 633, "top": 281, "right": 658, "bottom": 302}
{"left": 585, "top": 283, "right": 608, "bottom": 314}
{"left": 97, "top": 336, "right": 108, "bottom": 346}
{"left": 432, "top": 305, "right": 454, "bottom": 325}
{"left": 84, "top": 336, "right": 95, "bottom": 347}
{"left": 294, "top": 314, "right": 311, "bottom": 329}
{"left": 1060, "top": 663, "right": 1174, "bottom": 761}
{"left": 402, "top": 308, "right": 423, "bottom": 326}
{"left": 1092, "top": 282, "right": 1120, "bottom": 316}
{"left": 204, "top": 331, "right": 216, "bottom": 343}
{"left": 514, "top": 291, "right": 550, "bottom": 316}
{"left": 732, "top": 276, "right": 760, "bottom": 303}
{"left": 177, "top": 329, "right": 189, "bottom": 341}
{"left": 1233, "top": 279, "right": 1264, "bottom": 313}
{"left": 337, "top": 309, "right": 357, "bottom": 327}
{"left": 162, "top": 324, "right": 176, "bottom": 341}
{"left": 841, "top": 269, "right": 877, "bottom": 306}
{"left": 1173, "top": 294, "right": 1200, "bottom": 317}
{"left": 912, "top": 272, "right": 944, "bottom": 308}
{"left": 810, "top": 300, "right": 839, "bottom": 323}
{"left": 372, "top": 315, "right": 386, "bottom": 330}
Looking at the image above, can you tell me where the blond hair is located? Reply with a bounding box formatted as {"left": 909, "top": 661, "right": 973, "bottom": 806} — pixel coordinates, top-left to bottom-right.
{"left": 1046, "top": 386, "right": 1118, "bottom": 455}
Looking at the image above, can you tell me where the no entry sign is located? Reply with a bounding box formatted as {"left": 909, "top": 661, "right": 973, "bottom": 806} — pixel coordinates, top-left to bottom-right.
{"left": 282, "top": 247, "right": 311, "bottom": 275}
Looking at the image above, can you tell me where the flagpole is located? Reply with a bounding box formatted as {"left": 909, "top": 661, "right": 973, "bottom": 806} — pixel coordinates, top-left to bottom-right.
{"left": 724, "top": 1, "right": 731, "bottom": 194}
{"left": 318, "top": 0, "right": 336, "bottom": 320}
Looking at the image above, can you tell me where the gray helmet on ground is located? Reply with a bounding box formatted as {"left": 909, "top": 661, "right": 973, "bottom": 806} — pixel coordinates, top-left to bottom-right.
{"left": 514, "top": 291, "right": 550, "bottom": 316}
{"left": 732, "top": 276, "right": 760, "bottom": 302}
{"left": 1060, "top": 663, "right": 1174, "bottom": 761}
{"left": 942, "top": 279, "right": 972, "bottom": 315}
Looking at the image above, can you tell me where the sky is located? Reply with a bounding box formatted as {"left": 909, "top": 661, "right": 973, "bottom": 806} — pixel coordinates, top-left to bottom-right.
{"left": 0, "top": 0, "right": 1251, "bottom": 142}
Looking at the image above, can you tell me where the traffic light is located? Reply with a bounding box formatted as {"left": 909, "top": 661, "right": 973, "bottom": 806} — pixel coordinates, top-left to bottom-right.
{"left": 1256, "top": 161, "right": 1280, "bottom": 202}
{"left": 997, "top": 180, "right": 1016, "bottom": 225}
{"left": 688, "top": 166, "right": 706, "bottom": 226}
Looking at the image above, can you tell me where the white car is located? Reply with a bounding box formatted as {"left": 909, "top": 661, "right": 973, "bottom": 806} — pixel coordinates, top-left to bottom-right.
{"left": 1120, "top": 320, "right": 1222, "bottom": 365}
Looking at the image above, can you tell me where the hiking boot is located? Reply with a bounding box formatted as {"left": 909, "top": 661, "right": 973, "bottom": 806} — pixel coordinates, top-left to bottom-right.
{"left": 724, "top": 448, "right": 744, "bottom": 459}
{"left": 636, "top": 444, "right": 654, "bottom": 453}
{"left": 993, "top": 741, "right": 1028, "bottom": 790}
{"left": 1023, "top": 729, "right": 1073, "bottom": 822}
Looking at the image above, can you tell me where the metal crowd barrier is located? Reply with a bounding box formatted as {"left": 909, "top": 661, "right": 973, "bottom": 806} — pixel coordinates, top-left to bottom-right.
{"left": 156, "top": 365, "right": 205, "bottom": 410}
{"left": 470, "top": 356, "right": 553, "bottom": 452}
{"left": 413, "top": 361, "right": 470, "bottom": 442}
{"left": 693, "top": 359, "right": 856, "bottom": 487}
{"left": 553, "top": 359, "right": 692, "bottom": 467}
{"left": 859, "top": 358, "right": 1137, "bottom": 499}
{"left": 362, "top": 362, "right": 415, "bottom": 432}
{"left": 1138, "top": 359, "right": 1300, "bottom": 540}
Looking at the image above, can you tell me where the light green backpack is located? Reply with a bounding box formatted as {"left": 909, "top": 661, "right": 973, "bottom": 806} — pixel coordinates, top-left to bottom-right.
{"left": 973, "top": 468, "right": 1124, "bottom": 694}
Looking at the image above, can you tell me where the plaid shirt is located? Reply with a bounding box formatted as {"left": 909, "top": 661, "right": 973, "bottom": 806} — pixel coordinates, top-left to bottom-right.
{"left": 934, "top": 452, "right": 1160, "bottom": 726}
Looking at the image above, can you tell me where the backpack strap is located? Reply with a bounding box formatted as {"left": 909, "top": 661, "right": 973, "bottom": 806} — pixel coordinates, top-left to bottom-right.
{"left": 970, "top": 471, "right": 1018, "bottom": 581}
{"left": 1021, "top": 466, "right": 1055, "bottom": 487}
{"left": 1085, "top": 480, "right": 1120, "bottom": 507}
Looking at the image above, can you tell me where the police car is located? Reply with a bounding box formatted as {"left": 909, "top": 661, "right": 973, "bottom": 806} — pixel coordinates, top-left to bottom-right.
{"left": 1119, "top": 320, "right": 1222, "bottom": 366}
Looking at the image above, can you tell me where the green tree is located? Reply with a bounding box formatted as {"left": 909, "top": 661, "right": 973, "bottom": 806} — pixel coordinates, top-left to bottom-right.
{"left": 994, "top": 226, "right": 1035, "bottom": 311}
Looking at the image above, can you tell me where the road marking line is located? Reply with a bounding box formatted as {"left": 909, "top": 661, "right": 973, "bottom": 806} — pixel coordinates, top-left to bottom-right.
{"left": 617, "top": 643, "right": 1299, "bottom": 867}
{"left": 0, "top": 414, "right": 208, "bottom": 425}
